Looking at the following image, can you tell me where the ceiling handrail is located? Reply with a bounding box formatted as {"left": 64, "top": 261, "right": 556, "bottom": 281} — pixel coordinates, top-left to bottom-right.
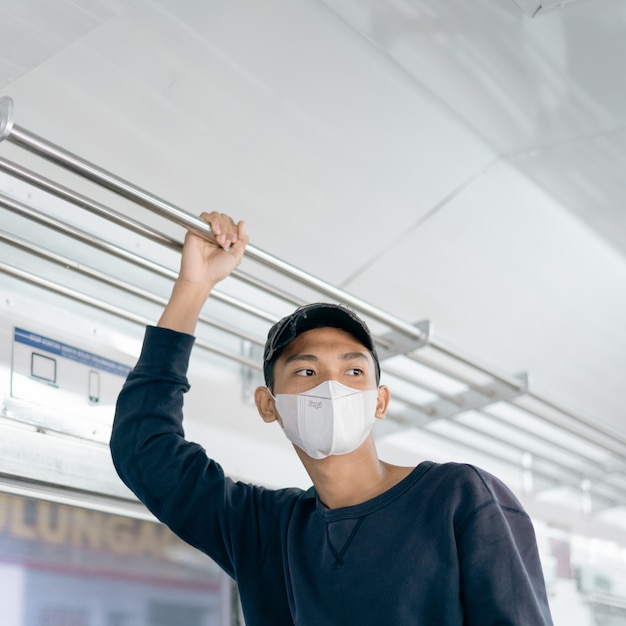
{"left": 1, "top": 94, "right": 624, "bottom": 457}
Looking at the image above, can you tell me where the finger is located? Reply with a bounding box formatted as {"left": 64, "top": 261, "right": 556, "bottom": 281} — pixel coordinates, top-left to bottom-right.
{"left": 199, "top": 211, "right": 217, "bottom": 229}
{"left": 236, "top": 220, "right": 248, "bottom": 246}
{"left": 194, "top": 212, "right": 217, "bottom": 247}
{"left": 201, "top": 211, "right": 239, "bottom": 249}
{"left": 196, "top": 211, "right": 223, "bottom": 247}
{"left": 228, "top": 221, "right": 249, "bottom": 262}
{"left": 219, "top": 213, "right": 239, "bottom": 246}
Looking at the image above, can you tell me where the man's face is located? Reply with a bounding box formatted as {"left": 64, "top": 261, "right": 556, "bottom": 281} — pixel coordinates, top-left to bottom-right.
{"left": 272, "top": 326, "right": 378, "bottom": 395}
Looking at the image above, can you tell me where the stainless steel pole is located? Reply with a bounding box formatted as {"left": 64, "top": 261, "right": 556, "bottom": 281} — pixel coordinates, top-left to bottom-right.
{"left": 0, "top": 96, "right": 612, "bottom": 441}
{"left": 0, "top": 101, "right": 428, "bottom": 342}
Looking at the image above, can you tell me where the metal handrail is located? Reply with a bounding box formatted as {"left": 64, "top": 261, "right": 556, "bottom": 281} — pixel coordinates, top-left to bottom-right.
{"left": 0, "top": 261, "right": 261, "bottom": 370}
{"left": 1, "top": 95, "right": 624, "bottom": 468}
{"left": 3, "top": 118, "right": 429, "bottom": 335}
{"left": 0, "top": 229, "right": 265, "bottom": 347}
{"left": 0, "top": 190, "right": 278, "bottom": 325}
{"left": 389, "top": 389, "right": 625, "bottom": 501}
{"left": 0, "top": 155, "right": 180, "bottom": 249}
{"left": 1, "top": 96, "right": 535, "bottom": 390}
{"left": 385, "top": 404, "right": 623, "bottom": 509}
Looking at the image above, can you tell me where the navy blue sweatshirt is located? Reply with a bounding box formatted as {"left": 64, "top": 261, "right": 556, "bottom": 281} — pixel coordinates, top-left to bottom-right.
{"left": 110, "top": 326, "right": 553, "bottom": 625}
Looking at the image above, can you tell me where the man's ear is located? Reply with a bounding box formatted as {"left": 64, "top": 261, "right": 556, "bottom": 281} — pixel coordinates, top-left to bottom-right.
{"left": 254, "top": 386, "right": 279, "bottom": 424}
{"left": 375, "top": 385, "right": 390, "bottom": 419}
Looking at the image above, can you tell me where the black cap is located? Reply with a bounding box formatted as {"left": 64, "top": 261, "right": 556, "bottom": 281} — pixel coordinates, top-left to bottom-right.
{"left": 263, "top": 302, "right": 380, "bottom": 386}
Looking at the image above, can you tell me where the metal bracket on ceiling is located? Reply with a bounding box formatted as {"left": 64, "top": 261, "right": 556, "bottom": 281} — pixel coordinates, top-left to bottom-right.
{"left": 0, "top": 97, "right": 14, "bottom": 143}
{"left": 376, "top": 319, "right": 431, "bottom": 362}
{"left": 512, "top": 0, "right": 582, "bottom": 18}
{"left": 395, "top": 371, "right": 530, "bottom": 424}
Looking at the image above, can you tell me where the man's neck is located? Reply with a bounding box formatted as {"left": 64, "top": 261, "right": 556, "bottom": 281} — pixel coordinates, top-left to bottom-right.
{"left": 299, "top": 438, "right": 413, "bottom": 509}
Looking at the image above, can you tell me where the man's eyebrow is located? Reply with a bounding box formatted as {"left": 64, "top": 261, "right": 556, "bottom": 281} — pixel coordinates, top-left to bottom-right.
{"left": 283, "top": 353, "right": 319, "bottom": 364}
{"left": 283, "top": 351, "right": 369, "bottom": 365}
{"left": 339, "top": 352, "right": 370, "bottom": 362}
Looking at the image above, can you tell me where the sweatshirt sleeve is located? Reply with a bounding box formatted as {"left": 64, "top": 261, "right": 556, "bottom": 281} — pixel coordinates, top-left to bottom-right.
{"left": 109, "top": 325, "right": 298, "bottom": 580}
{"left": 455, "top": 465, "right": 553, "bottom": 625}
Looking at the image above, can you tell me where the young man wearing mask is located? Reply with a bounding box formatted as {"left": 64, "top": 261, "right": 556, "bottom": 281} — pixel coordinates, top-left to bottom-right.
{"left": 111, "top": 212, "right": 553, "bottom": 625}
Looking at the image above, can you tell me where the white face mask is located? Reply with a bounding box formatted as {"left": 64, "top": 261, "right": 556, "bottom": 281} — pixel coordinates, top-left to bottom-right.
{"left": 272, "top": 380, "right": 379, "bottom": 459}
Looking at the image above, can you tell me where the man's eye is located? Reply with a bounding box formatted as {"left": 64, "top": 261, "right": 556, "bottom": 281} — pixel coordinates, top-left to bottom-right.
{"left": 295, "top": 369, "right": 315, "bottom": 377}
{"left": 347, "top": 368, "right": 363, "bottom": 376}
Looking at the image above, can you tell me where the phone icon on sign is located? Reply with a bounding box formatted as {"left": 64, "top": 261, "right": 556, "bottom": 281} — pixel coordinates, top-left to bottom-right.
{"left": 88, "top": 370, "right": 100, "bottom": 403}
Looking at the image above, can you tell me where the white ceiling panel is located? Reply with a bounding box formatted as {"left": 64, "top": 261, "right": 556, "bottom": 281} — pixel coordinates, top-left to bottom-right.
{"left": 344, "top": 159, "right": 626, "bottom": 431}
{"left": 2, "top": 0, "right": 497, "bottom": 284}
{"left": 0, "top": 0, "right": 136, "bottom": 88}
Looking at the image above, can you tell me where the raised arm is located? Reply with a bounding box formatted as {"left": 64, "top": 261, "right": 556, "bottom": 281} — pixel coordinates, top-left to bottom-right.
{"left": 110, "top": 211, "right": 254, "bottom": 573}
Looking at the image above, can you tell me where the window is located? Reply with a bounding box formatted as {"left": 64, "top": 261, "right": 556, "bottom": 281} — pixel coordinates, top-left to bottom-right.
{"left": 0, "top": 492, "right": 228, "bottom": 626}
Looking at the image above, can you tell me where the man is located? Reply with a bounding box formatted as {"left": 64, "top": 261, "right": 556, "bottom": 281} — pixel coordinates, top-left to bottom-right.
{"left": 111, "top": 212, "right": 553, "bottom": 625}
